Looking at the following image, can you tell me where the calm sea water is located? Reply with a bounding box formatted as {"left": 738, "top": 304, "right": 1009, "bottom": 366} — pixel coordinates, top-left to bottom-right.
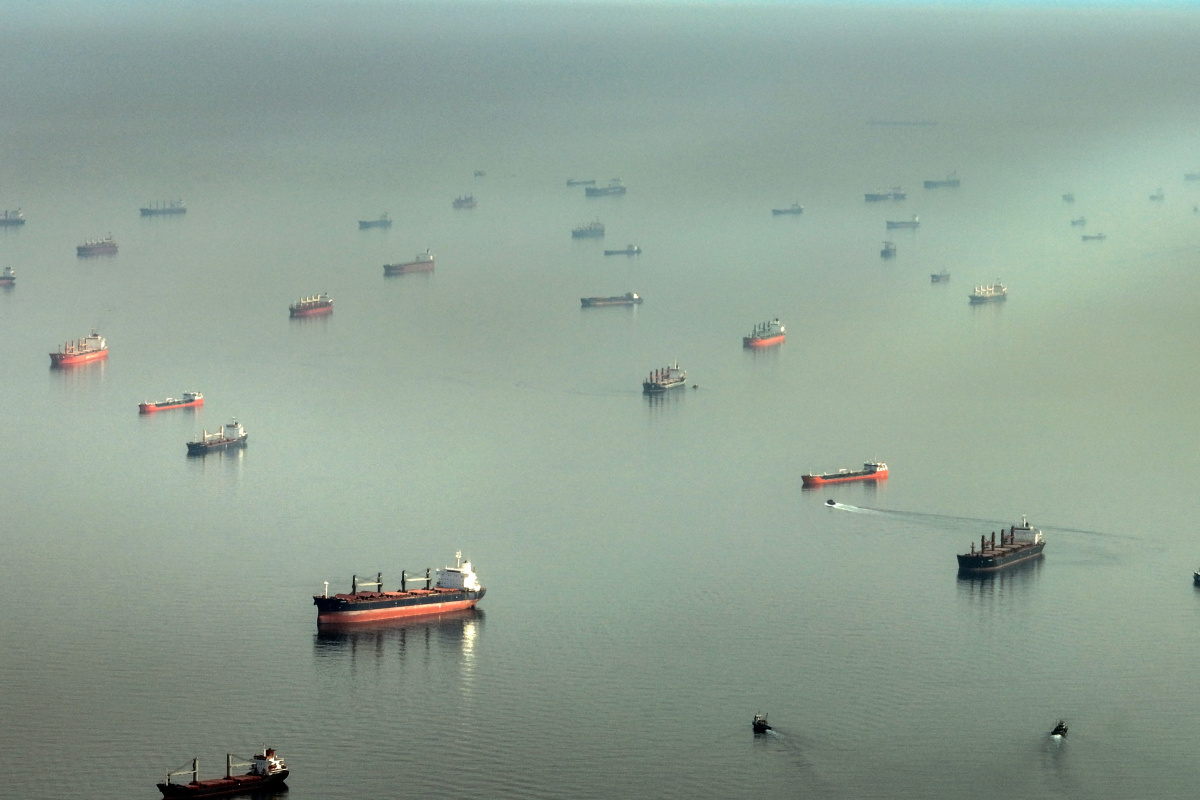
{"left": 4, "top": 2, "right": 1200, "bottom": 798}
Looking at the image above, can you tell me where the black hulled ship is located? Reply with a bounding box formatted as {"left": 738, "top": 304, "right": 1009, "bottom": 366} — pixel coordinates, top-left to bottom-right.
{"left": 957, "top": 516, "right": 1045, "bottom": 573}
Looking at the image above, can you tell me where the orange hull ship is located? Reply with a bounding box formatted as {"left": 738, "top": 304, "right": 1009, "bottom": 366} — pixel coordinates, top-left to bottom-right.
{"left": 50, "top": 331, "right": 108, "bottom": 367}
{"left": 314, "top": 552, "right": 485, "bottom": 625}
{"left": 140, "top": 392, "right": 203, "bottom": 413}
{"left": 744, "top": 318, "right": 785, "bottom": 348}
{"left": 801, "top": 461, "right": 888, "bottom": 486}
{"left": 289, "top": 293, "right": 332, "bottom": 317}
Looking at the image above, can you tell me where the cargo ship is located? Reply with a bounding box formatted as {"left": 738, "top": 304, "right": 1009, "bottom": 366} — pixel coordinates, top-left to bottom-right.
{"left": 187, "top": 420, "right": 248, "bottom": 455}
{"left": 140, "top": 391, "right": 203, "bottom": 414}
{"left": 358, "top": 213, "right": 391, "bottom": 229}
{"left": 881, "top": 241, "right": 896, "bottom": 259}
{"left": 956, "top": 517, "right": 1045, "bottom": 573}
{"left": 743, "top": 318, "right": 785, "bottom": 348}
{"left": 886, "top": 215, "right": 920, "bottom": 229}
{"left": 865, "top": 187, "right": 905, "bottom": 202}
{"left": 572, "top": 220, "right": 605, "bottom": 239}
{"left": 140, "top": 199, "right": 186, "bottom": 216}
{"left": 772, "top": 203, "right": 804, "bottom": 215}
{"left": 581, "top": 292, "right": 641, "bottom": 307}
{"left": 0, "top": 265, "right": 14, "bottom": 285}
{"left": 585, "top": 179, "right": 626, "bottom": 197}
{"left": 801, "top": 462, "right": 888, "bottom": 486}
{"left": 289, "top": 293, "right": 333, "bottom": 317}
{"left": 77, "top": 235, "right": 117, "bottom": 256}
{"left": 157, "top": 748, "right": 288, "bottom": 798}
{"left": 1081, "top": 233, "right": 1106, "bottom": 242}
{"left": 604, "top": 245, "right": 641, "bottom": 256}
{"left": 566, "top": 179, "right": 596, "bottom": 187}
{"left": 50, "top": 331, "right": 108, "bottom": 367}
{"left": 969, "top": 282, "right": 1007, "bottom": 304}
{"left": 452, "top": 195, "right": 476, "bottom": 209}
{"left": 384, "top": 249, "right": 435, "bottom": 276}
{"left": 1150, "top": 188, "right": 1165, "bottom": 202}
{"left": 931, "top": 269, "right": 950, "bottom": 283}
{"left": 314, "top": 551, "right": 486, "bottom": 624}
{"left": 0, "top": 209, "right": 25, "bottom": 226}
{"left": 643, "top": 362, "right": 686, "bottom": 393}
{"left": 1186, "top": 173, "right": 1200, "bottom": 182}
{"left": 1062, "top": 192, "right": 1075, "bottom": 203}
{"left": 923, "top": 172, "right": 960, "bottom": 189}
{"left": 1070, "top": 217, "right": 1087, "bottom": 226}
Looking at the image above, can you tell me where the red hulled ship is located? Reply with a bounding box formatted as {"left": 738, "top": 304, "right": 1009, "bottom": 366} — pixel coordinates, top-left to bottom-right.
{"left": 289, "top": 293, "right": 332, "bottom": 317}
{"left": 157, "top": 748, "right": 288, "bottom": 798}
{"left": 743, "top": 318, "right": 785, "bottom": 348}
{"left": 801, "top": 461, "right": 888, "bottom": 486}
{"left": 314, "top": 551, "right": 486, "bottom": 624}
{"left": 140, "top": 391, "right": 203, "bottom": 413}
{"left": 50, "top": 331, "right": 108, "bottom": 367}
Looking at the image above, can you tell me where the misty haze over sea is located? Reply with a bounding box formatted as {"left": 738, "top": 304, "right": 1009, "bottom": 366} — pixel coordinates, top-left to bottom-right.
{"left": 3, "top": 1, "right": 1200, "bottom": 797}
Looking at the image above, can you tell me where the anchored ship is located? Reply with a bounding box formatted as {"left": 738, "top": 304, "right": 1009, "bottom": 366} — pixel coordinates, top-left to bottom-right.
{"left": 1062, "top": 192, "right": 1075, "bottom": 203}
{"left": 931, "top": 269, "right": 950, "bottom": 283}
{"left": 384, "top": 249, "right": 435, "bottom": 276}
{"left": 140, "top": 392, "right": 203, "bottom": 414}
{"left": 0, "top": 209, "right": 25, "bottom": 226}
{"left": 886, "top": 215, "right": 920, "bottom": 229}
{"left": 881, "top": 241, "right": 896, "bottom": 259}
{"left": 956, "top": 517, "right": 1045, "bottom": 574}
{"left": 77, "top": 235, "right": 117, "bottom": 256}
{"left": 572, "top": 220, "right": 605, "bottom": 239}
{"left": 358, "top": 213, "right": 392, "bottom": 229}
{"left": 0, "top": 265, "right": 14, "bottom": 285}
{"left": 585, "top": 178, "right": 626, "bottom": 197}
{"left": 314, "top": 551, "right": 486, "bottom": 624}
{"left": 1070, "top": 217, "right": 1087, "bottom": 226}
{"left": 452, "top": 195, "right": 476, "bottom": 209}
{"left": 772, "top": 203, "right": 804, "bottom": 215}
{"left": 1150, "top": 188, "right": 1165, "bottom": 202}
{"left": 1082, "top": 233, "right": 1106, "bottom": 242}
{"left": 158, "top": 748, "right": 288, "bottom": 798}
{"left": 969, "top": 282, "right": 1007, "bottom": 304}
{"left": 865, "top": 187, "right": 906, "bottom": 202}
{"left": 566, "top": 179, "right": 596, "bottom": 186}
{"left": 140, "top": 199, "right": 186, "bottom": 216}
{"left": 743, "top": 318, "right": 785, "bottom": 348}
{"left": 923, "top": 172, "right": 960, "bottom": 189}
{"left": 289, "top": 293, "right": 333, "bottom": 317}
{"left": 50, "top": 331, "right": 108, "bottom": 367}
{"left": 643, "top": 362, "right": 686, "bottom": 393}
{"left": 187, "top": 420, "right": 248, "bottom": 455}
{"left": 604, "top": 244, "right": 640, "bottom": 256}
{"left": 801, "top": 462, "right": 888, "bottom": 486}
{"left": 581, "top": 292, "right": 641, "bottom": 307}
{"left": 1185, "top": 173, "right": 1200, "bottom": 182}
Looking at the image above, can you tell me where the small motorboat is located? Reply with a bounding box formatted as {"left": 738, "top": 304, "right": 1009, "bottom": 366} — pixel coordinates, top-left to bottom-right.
{"left": 752, "top": 713, "right": 772, "bottom": 734}
{"left": 1051, "top": 720, "right": 1068, "bottom": 738}
{"left": 826, "top": 499, "right": 837, "bottom": 506}
{"left": 1192, "top": 570, "right": 1200, "bottom": 585}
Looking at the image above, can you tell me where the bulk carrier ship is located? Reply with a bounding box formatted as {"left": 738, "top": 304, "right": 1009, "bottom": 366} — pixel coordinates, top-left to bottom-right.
{"left": 643, "top": 362, "right": 687, "bottom": 393}
{"left": 743, "top": 319, "right": 785, "bottom": 348}
{"left": 956, "top": 517, "right": 1045, "bottom": 573}
{"left": 140, "top": 199, "right": 186, "bottom": 216}
{"left": 187, "top": 421, "right": 247, "bottom": 455}
{"left": 314, "top": 552, "right": 485, "bottom": 624}
{"left": 969, "top": 282, "right": 1007, "bottom": 304}
{"left": 157, "top": 748, "right": 287, "bottom": 798}
{"left": 384, "top": 250, "right": 434, "bottom": 275}
{"left": 50, "top": 331, "right": 108, "bottom": 367}
{"left": 0, "top": 209, "right": 25, "bottom": 226}
{"left": 581, "top": 292, "right": 641, "bottom": 307}
{"left": 289, "top": 293, "right": 332, "bottom": 317}
{"left": 77, "top": 235, "right": 117, "bottom": 256}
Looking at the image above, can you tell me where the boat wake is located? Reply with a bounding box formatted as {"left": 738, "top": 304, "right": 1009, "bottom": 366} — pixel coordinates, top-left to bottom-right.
{"left": 823, "top": 501, "right": 887, "bottom": 515}
{"left": 827, "top": 503, "right": 1126, "bottom": 539}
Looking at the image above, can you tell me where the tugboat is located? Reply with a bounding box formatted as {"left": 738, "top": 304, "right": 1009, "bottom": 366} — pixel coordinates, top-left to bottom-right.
{"left": 643, "top": 362, "right": 687, "bottom": 393}
{"left": 880, "top": 241, "right": 896, "bottom": 259}
{"left": 358, "top": 212, "right": 392, "bottom": 229}
{"left": 1193, "top": 569, "right": 1200, "bottom": 586}
{"left": 886, "top": 215, "right": 920, "bottom": 229}
{"left": 452, "top": 195, "right": 476, "bottom": 209}
{"left": 585, "top": 178, "right": 626, "bottom": 197}
{"left": 1051, "top": 720, "right": 1068, "bottom": 738}
{"left": 187, "top": 420, "right": 248, "bottom": 455}
{"left": 802, "top": 462, "right": 888, "bottom": 486}
{"left": 140, "top": 392, "right": 203, "bottom": 414}
{"left": 1081, "top": 233, "right": 1106, "bottom": 242}
{"left": 384, "top": 250, "right": 435, "bottom": 276}
{"left": 0, "top": 208, "right": 26, "bottom": 225}
{"left": 743, "top": 319, "right": 785, "bottom": 348}
{"left": 289, "top": 293, "right": 333, "bottom": 317}
{"left": 572, "top": 220, "right": 605, "bottom": 239}
{"left": 157, "top": 748, "right": 288, "bottom": 798}
{"left": 140, "top": 199, "right": 186, "bottom": 216}
{"left": 314, "top": 551, "right": 486, "bottom": 624}
{"left": 604, "top": 245, "right": 641, "bottom": 256}
{"left": 865, "top": 187, "right": 906, "bottom": 202}
{"left": 77, "top": 235, "right": 118, "bottom": 256}
{"left": 752, "top": 714, "right": 772, "bottom": 734}
{"left": 771, "top": 203, "right": 804, "bottom": 215}
{"left": 0, "top": 265, "right": 14, "bottom": 285}
{"left": 1070, "top": 217, "right": 1087, "bottom": 227}
{"left": 50, "top": 331, "right": 108, "bottom": 367}
{"left": 924, "top": 172, "right": 960, "bottom": 189}
{"left": 581, "top": 292, "right": 641, "bottom": 307}
{"left": 969, "top": 282, "right": 1007, "bottom": 304}
{"left": 931, "top": 269, "right": 950, "bottom": 283}
{"left": 956, "top": 517, "right": 1045, "bottom": 574}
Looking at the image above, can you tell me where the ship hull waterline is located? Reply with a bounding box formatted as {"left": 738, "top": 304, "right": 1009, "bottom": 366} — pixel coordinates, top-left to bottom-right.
{"left": 744, "top": 334, "right": 786, "bottom": 348}
{"left": 50, "top": 351, "right": 108, "bottom": 367}
{"left": 957, "top": 545, "right": 1045, "bottom": 574}
{"left": 315, "top": 590, "right": 486, "bottom": 625}
{"left": 801, "top": 470, "right": 887, "bottom": 486}
{"left": 157, "top": 772, "right": 288, "bottom": 799}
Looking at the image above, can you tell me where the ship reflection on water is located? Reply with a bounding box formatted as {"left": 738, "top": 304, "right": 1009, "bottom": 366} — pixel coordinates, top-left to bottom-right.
{"left": 956, "top": 555, "right": 1044, "bottom": 597}
{"left": 314, "top": 609, "right": 483, "bottom": 662}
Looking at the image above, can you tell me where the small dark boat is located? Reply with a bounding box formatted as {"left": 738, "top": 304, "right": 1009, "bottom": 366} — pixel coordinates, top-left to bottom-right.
{"left": 881, "top": 241, "right": 896, "bottom": 259}
{"left": 1070, "top": 217, "right": 1086, "bottom": 227}
{"left": 1062, "top": 193, "right": 1075, "bottom": 203}
{"left": 825, "top": 499, "right": 836, "bottom": 506}
{"left": 1051, "top": 720, "right": 1068, "bottom": 738}
{"left": 1192, "top": 570, "right": 1199, "bottom": 586}
{"left": 752, "top": 713, "right": 772, "bottom": 734}
{"left": 931, "top": 269, "right": 950, "bottom": 283}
